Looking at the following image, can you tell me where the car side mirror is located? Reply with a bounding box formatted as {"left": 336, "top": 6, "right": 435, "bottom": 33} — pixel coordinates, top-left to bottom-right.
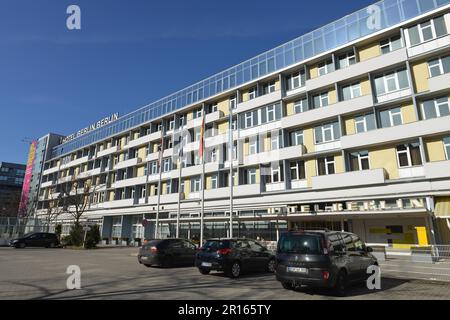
{"left": 366, "top": 246, "right": 373, "bottom": 253}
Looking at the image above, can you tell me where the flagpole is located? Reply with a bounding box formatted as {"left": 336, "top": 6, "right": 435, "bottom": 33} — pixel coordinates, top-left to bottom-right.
{"left": 200, "top": 104, "right": 206, "bottom": 246}
{"left": 155, "top": 124, "right": 164, "bottom": 239}
{"left": 229, "top": 100, "right": 234, "bottom": 238}
{"left": 176, "top": 119, "right": 184, "bottom": 239}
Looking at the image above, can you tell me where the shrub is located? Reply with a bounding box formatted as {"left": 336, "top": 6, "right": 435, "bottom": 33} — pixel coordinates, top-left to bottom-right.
{"left": 69, "top": 223, "right": 84, "bottom": 247}
{"left": 55, "top": 224, "right": 62, "bottom": 241}
{"left": 85, "top": 225, "right": 101, "bottom": 249}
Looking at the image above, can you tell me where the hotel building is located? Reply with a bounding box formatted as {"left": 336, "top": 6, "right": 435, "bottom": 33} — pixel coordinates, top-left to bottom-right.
{"left": 31, "top": 0, "right": 450, "bottom": 247}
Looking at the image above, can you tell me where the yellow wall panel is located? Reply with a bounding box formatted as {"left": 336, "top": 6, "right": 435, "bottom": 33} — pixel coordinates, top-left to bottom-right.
{"left": 137, "top": 166, "right": 145, "bottom": 177}
{"left": 345, "top": 118, "right": 356, "bottom": 136}
{"left": 425, "top": 138, "right": 446, "bottom": 162}
{"left": 218, "top": 121, "right": 228, "bottom": 135}
{"left": 358, "top": 42, "right": 380, "bottom": 61}
{"left": 218, "top": 98, "right": 230, "bottom": 116}
{"left": 138, "top": 147, "right": 147, "bottom": 159}
{"left": 335, "top": 154, "right": 345, "bottom": 173}
{"left": 286, "top": 102, "right": 295, "bottom": 116}
{"left": 309, "top": 66, "right": 318, "bottom": 79}
{"left": 360, "top": 78, "right": 371, "bottom": 96}
{"left": 411, "top": 61, "right": 430, "bottom": 93}
{"left": 274, "top": 78, "right": 281, "bottom": 91}
{"left": 401, "top": 103, "right": 416, "bottom": 124}
{"left": 303, "top": 128, "right": 315, "bottom": 153}
{"left": 329, "top": 89, "right": 337, "bottom": 105}
{"left": 369, "top": 147, "right": 399, "bottom": 179}
{"left": 305, "top": 159, "right": 316, "bottom": 187}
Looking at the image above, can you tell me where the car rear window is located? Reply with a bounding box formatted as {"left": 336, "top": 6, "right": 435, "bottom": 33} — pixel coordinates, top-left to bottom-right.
{"left": 202, "top": 240, "right": 231, "bottom": 251}
{"left": 278, "top": 234, "right": 324, "bottom": 254}
{"left": 143, "top": 240, "right": 164, "bottom": 248}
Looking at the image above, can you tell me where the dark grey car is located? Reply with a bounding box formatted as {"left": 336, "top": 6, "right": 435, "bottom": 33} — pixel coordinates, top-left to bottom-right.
{"left": 275, "top": 230, "right": 378, "bottom": 296}
{"left": 138, "top": 239, "right": 197, "bottom": 268}
{"left": 10, "top": 233, "right": 59, "bottom": 248}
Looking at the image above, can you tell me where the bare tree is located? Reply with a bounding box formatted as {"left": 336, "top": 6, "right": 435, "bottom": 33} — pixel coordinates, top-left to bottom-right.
{"left": 43, "top": 189, "right": 64, "bottom": 232}
{"left": 59, "top": 177, "right": 97, "bottom": 225}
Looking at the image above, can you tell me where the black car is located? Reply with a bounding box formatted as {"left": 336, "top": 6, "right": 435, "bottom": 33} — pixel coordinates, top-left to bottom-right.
{"left": 195, "top": 238, "right": 276, "bottom": 278}
{"left": 275, "top": 230, "right": 378, "bottom": 296}
{"left": 138, "top": 238, "right": 197, "bottom": 268}
{"left": 10, "top": 232, "right": 59, "bottom": 248}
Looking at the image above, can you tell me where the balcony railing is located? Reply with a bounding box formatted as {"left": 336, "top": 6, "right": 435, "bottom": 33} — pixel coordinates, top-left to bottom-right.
{"left": 312, "top": 168, "right": 387, "bottom": 189}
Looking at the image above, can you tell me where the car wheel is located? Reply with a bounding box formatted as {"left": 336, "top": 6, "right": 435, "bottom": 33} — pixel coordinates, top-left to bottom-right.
{"left": 281, "top": 281, "right": 294, "bottom": 290}
{"left": 267, "top": 259, "right": 276, "bottom": 273}
{"left": 199, "top": 268, "right": 211, "bottom": 275}
{"left": 227, "top": 261, "right": 241, "bottom": 278}
{"left": 144, "top": 264, "right": 152, "bottom": 268}
{"left": 17, "top": 243, "right": 25, "bottom": 249}
{"left": 334, "top": 270, "right": 348, "bottom": 297}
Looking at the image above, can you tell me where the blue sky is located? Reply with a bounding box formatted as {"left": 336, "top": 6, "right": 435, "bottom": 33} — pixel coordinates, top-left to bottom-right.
{"left": 0, "top": 0, "right": 374, "bottom": 164}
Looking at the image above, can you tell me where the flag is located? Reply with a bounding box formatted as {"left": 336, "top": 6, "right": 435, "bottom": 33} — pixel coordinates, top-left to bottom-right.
{"left": 198, "top": 116, "right": 205, "bottom": 161}
{"left": 158, "top": 134, "right": 164, "bottom": 167}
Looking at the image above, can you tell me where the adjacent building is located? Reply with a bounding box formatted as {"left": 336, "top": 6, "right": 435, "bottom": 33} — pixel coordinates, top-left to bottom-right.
{"left": 0, "top": 162, "right": 26, "bottom": 217}
{"left": 29, "top": 0, "right": 450, "bottom": 246}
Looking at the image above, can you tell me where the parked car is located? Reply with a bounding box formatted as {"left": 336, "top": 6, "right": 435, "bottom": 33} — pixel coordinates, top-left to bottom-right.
{"left": 195, "top": 238, "right": 276, "bottom": 278}
{"left": 138, "top": 238, "right": 197, "bottom": 268}
{"left": 10, "top": 232, "right": 60, "bottom": 248}
{"left": 275, "top": 230, "right": 378, "bottom": 296}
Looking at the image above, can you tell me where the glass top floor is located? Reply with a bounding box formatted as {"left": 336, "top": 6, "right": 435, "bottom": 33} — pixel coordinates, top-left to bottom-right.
{"left": 50, "top": 0, "right": 450, "bottom": 159}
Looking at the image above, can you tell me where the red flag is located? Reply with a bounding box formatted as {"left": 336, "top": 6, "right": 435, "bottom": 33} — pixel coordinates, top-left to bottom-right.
{"left": 158, "top": 134, "right": 164, "bottom": 166}
{"left": 198, "top": 116, "right": 205, "bottom": 160}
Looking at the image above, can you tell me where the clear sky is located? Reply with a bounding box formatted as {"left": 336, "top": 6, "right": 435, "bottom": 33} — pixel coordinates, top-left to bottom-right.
{"left": 0, "top": 0, "right": 375, "bottom": 164}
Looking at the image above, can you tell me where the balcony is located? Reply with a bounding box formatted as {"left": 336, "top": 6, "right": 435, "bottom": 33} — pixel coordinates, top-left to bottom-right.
{"left": 60, "top": 156, "right": 89, "bottom": 170}
{"left": 97, "top": 146, "right": 119, "bottom": 158}
{"left": 103, "top": 198, "right": 135, "bottom": 209}
{"left": 126, "top": 131, "right": 162, "bottom": 149}
{"left": 425, "top": 160, "right": 450, "bottom": 179}
{"left": 376, "top": 88, "right": 412, "bottom": 103}
{"left": 112, "top": 175, "right": 147, "bottom": 189}
{"left": 146, "top": 148, "right": 174, "bottom": 162}
{"left": 306, "top": 48, "right": 407, "bottom": 92}
{"left": 290, "top": 179, "right": 308, "bottom": 189}
{"left": 77, "top": 167, "right": 101, "bottom": 179}
{"left": 183, "top": 141, "right": 200, "bottom": 153}
{"left": 407, "top": 34, "right": 450, "bottom": 58}
{"left": 43, "top": 166, "right": 59, "bottom": 176}
{"left": 147, "top": 170, "right": 177, "bottom": 183}
{"left": 242, "top": 145, "right": 306, "bottom": 166}
{"left": 285, "top": 85, "right": 307, "bottom": 98}
{"left": 114, "top": 157, "right": 142, "bottom": 170}
{"left": 147, "top": 193, "right": 180, "bottom": 205}
{"left": 58, "top": 175, "right": 73, "bottom": 184}
{"left": 281, "top": 95, "right": 373, "bottom": 129}
{"left": 341, "top": 116, "right": 450, "bottom": 149}
{"left": 265, "top": 182, "right": 285, "bottom": 192}
{"left": 312, "top": 168, "right": 387, "bottom": 189}
{"left": 428, "top": 73, "right": 450, "bottom": 93}
{"left": 398, "top": 166, "right": 425, "bottom": 179}
{"left": 204, "top": 184, "right": 261, "bottom": 199}
{"left": 235, "top": 90, "right": 282, "bottom": 114}
{"left": 41, "top": 180, "right": 55, "bottom": 188}
{"left": 239, "top": 120, "right": 282, "bottom": 139}
{"left": 181, "top": 162, "right": 220, "bottom": 177}
{"left": 314, "top": 140, "right": 341, "bottom": 152}
{"left": 205, "top": 131, "right": 238, "bottom": 148}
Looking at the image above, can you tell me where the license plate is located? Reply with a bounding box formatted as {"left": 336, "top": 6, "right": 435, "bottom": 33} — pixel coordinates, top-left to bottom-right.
{"left": 141, "top": 256, "right": 148, "bottom": 260}
{"left": 201, "top": 262, "right": 212, "bottom": 267}
{"left": 287, "top": 267, "right": 308, "bottom": 273}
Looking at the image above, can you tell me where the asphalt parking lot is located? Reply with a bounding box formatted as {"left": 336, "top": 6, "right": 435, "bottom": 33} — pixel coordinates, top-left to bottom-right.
{"left": 0, "top": 247, "right": 449, "bottom": 300}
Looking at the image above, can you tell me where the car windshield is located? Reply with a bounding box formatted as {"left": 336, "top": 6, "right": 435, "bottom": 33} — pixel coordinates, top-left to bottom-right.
{"left": 278, "top": 234, "right": 323, "bottom": 254}
{"left": 23, "top": 233, "right": 36, "bottom": 238}
{"left": 202, "top": 240, "right": 230, "bottom": 251}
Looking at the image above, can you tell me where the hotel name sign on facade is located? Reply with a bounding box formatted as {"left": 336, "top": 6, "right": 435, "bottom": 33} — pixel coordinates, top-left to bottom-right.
{"left": 61, "top": 113, "right": 119, "bottom": 144}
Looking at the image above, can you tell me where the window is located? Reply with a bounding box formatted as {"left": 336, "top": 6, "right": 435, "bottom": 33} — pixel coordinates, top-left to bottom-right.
{"left": 313, "top": 92, "right": 329, "bottom": 108}
{"left": 422, "top": 97, "right": 450, "bottom": 119}
{"left": 163, "top": 158, "right": 171, "bottom": 172}
{"left": 380, "top": 107, "right": 403, "bottom": 128}
{"left": 380, "top": 35, "right": 402, "bottom": 54}
{"left": 248, "top": 87, "right": 257, "bottom": 100}
{"left": 318, "top": 59, "right": 333, "bottom": 76}
{"left": 210, "top": 148, "right": 217, "bottom": 163}
{"left": 211, "top": 174, "right": 218, "bottom": 189}
{"left": 290, "top": 130, "right": 304, "bottom": 146}
{"left": 290, "top": 161, "right": 306, "bottom": 180}
{"left": 428, "top": 55, "right": 450, "bottom": 77}
{"left": 270, "top": 165, "right": 282, "bottom": 183}
{"left": 317, "top": 156, "right": 335, "bottom": 175}
{"left": 141, "top": 186, "right": 146, "bottom": 199}
{"left": 337, "top": 51, "right": 356, "bottom": 69}
{"left": 341, "top": 82, "right": 361, "bottom": 101}
{"left": 286, "top": 70, "right": 306, "bottom": 91}
{"left": 408, "top": 16, "right": 447, "bottom": 46}
{"left": 229, "top": 97, "right": 237, "bottom": 110}
{"left": 211, "top": 103, "right": 218, "bottom": 113}
{"left": 294, "top": 98, "right": 308, "bottom": 114}
{"left": 191, "top": 176, "right": 201, "bottom": 192}
{"left": 262, "top": 80, "right": 276, "bottom": 95}
{"left": 270, "top": 131, "right": 282, "bottom": 150}
{"left": 267, "top": 105, "right": 276, "bottom": 122}
{"left": 248, "top": 138, "right": 258, "bottom": 155}
{"left": 247, "top": 168, "right": 257, "bottom": 185}
{"left": 169, "top": 120, "right": 175, "bottom": 131}
{"left": 396, "top": 143, "right": 423, "bottom": 168}
{"left": 245, "top": 111, "right": 255, "bottom": 128}
{"left": 374, "top": 69, "right": 409, "bottom": 96}
{"left": 444, "top": 137, "right": 450, "bottom": 160}
{"left": 314, "top": 122, "right": 340, "bottom": 144}
{"left": 354, "top": 113, "right": 376, "bottom": 133}
{"left": 349, "top": 151, "right": 370, "bottom": 171}
{"left": 150, "top": 161, "right": 158, "bottom": 175}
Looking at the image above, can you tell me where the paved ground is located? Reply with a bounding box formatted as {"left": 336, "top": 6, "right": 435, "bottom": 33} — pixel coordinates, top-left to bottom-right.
{"left": 0, "top": 247, "right": 449, "bottom": 300}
